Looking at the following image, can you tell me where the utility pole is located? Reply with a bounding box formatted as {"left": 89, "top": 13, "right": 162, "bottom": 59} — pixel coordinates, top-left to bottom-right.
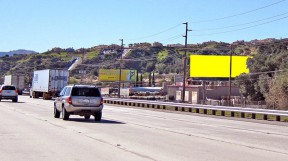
{"left": 118, "top": 39, "right": 124, "bottom": 98}
{"left": 80, "top": 48, "right": 85, "bottom": 84}
{"left": 140, "top": 74, "right": 143, "bottom": 87}
{"left": 182, "top": 22, "right": 191, "bottom": 102}
{"left": 229, "top": 46, "right": 233, "bottom": 106}
{"left": 149, "top": 72, "right": 152, "bottom": 87}
{"left": 136, "top": 71, "right": 139, "bottom": 87}
{"left": 152, "top": 72, "right": 155, "bottom": 87}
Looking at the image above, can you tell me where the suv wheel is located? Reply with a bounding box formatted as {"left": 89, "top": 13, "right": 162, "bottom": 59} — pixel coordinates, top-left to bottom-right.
{"left": 12, "top": 97, "right": 18, "bottom": 102}
{"left": 84, "top": 115, "right": 91, "bottom": 120}
{"left": 54, "top": 105, "right": 60, "bottom": 118}
{"left": 62, "top": 107, "right": 70, "bottom": 120}
{"left": 94, "top": 112, "right": 102, "bottom": 121}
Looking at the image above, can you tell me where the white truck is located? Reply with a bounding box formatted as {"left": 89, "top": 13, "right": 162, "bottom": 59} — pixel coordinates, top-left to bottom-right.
{"left": 4, "top": 75, "right": 25, "bottom": 95}
{"left": 30, "top": 69, "right": 69, "bottom": 100}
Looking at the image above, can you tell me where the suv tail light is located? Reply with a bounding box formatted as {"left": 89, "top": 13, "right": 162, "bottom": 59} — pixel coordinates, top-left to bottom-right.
{"left": 67, "top": 97, "right": 72, "bottom": 104}
{"left": 0, "top": 89, "right": 2, "bottom": 94}
{"left": 16, "top": 90, "right": 18, "bottom": 94}
{"left": 100, "top": 97, "right": 103, "bottom": 105}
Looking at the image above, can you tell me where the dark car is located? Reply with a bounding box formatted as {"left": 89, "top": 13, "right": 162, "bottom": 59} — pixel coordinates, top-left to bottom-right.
{"left": 22, "top": 88, "right": 30, "bottom": 95}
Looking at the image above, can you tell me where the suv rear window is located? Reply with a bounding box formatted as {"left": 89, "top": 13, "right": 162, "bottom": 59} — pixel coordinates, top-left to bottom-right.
{"left": 3, "top": 86, "right": 16, "bottom": 90}
{"left": 71, "top": 88, "right": 101, "bottom": 97}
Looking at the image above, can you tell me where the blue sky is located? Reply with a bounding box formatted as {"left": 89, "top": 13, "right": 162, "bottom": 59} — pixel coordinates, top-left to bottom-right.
{"left": 0, "top": 0, "right": 287, "bottom": 52}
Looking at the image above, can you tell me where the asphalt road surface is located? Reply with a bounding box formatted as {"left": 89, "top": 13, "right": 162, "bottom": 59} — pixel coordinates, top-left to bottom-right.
{"left": 0, "top": 96, "right": 288, "bottom": 161}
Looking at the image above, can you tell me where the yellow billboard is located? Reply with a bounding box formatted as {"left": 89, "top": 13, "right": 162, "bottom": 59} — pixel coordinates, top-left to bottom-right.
{"left": 99, "top": 69, "right": 137, "bottom": 82}
{"left": 190, "top": 55, "right": 250, "bottom": 78}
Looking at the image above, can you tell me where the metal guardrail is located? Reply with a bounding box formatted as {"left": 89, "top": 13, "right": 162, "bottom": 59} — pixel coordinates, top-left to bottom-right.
{"left": 104, "top": 97, "right": 288, "bottom": 122}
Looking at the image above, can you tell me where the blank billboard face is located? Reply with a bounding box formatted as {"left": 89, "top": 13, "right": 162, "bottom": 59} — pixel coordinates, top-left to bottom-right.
{"left": 190, "top": 55, "right": 250, "bottom": 78}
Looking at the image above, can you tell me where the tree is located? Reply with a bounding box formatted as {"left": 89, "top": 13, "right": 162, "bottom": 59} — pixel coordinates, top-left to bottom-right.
{"left": 266, "top": 72, "right": 288, "bottom": 110}
{"left": 234, "top": 74, "right": 264, "bottom": 101}
{"left": 155, "top": 63, "right": 165, "bottom": 74}
{"left": 146, "top": 62, "right": 155, "bottom": 72}
{"left": 235, "top": 44, "right": 288, "bottom": 105}
{"left": 69, "top": 77, "right": 80, "bottom": 84}
{"left": 92, "top": 68, "right": 99, "bottom": 76}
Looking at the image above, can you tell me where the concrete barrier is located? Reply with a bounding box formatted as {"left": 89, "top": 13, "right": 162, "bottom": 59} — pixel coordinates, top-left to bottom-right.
{"left": 281, "top": 116, "right": 288, "bottom": 122}
{"left": 192, "top": 108, "right": 199, "bottom": 113}
{"left": 225, "top": 111, "right": 233, "bottom": 117}
{"left": 216, "top": 110, "right": 225, "bottom": 116}
{"left": 103, "top": 98, "right": 288, "bottom": 122}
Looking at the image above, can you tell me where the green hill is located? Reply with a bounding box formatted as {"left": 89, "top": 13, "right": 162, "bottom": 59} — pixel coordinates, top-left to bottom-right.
{"left": 1, "top": 38, "right": 288, "bottom": 109}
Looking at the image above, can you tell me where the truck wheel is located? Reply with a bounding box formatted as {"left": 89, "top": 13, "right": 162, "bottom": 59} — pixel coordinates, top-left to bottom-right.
{"left": 62, "top": 107, "right": 70, "bottom": 120}
{"left": 43, "top": 93, "right": 51, "bottom": 100}
{"left": 43, "top": 93, "right": 47, "bottom": 100}
{"left": 94, "top": 112, "right": 102, "bottom": 121}
{"left": 84, "top": 115, "right": 91, "bottom": 120}
{"left": 54, "top": 105, "right": 60, "bottom": 118}
{"left": 32, "top": 92, "right": 38, "bottom": 98}
{"left": 36, "top": 92, "right": 40, "bottom": 98}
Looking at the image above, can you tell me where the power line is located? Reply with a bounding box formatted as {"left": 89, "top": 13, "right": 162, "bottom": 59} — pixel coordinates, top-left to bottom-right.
{"left": 193, "top": 11, "right": 288, "bottom": 31}
{"left": 125, "top": 24, "right": 182, "bottom": 41}
{"left": 158, "top": 34, "right": 183, "bottom": 44}
{"left": 92, "top": 1, "right": 287, "bottom": 47}
{"left": 107, "top": 1, "right": 286, "bottom": 45}
{"left": 189, "top": 0, "right": 287, "bottom": 23}
{"left": 245, "top": 69, "right": 288, "bottom": 76}
{"left": 235, "top": 69, "right": 288, "bottom": 81}
{"left": 190, "top": 15, "right": 288, "bottom": 36}
{"left": 235, "top": 76, "right": 274, "bottom": 81}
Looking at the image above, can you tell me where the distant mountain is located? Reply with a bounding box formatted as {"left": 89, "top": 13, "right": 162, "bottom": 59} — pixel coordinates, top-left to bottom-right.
{"left": 0, "top": 49, "right": 37, "bottom": 57}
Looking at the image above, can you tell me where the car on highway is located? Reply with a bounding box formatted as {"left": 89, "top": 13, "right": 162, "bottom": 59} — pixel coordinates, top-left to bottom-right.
{"left": 54, "top": 85, "right": 103, "bottom": 121}
{"left": 21, "top": 87, "right": 30, "bottom": 95}
{"left": 0, "top": 85, "right": 18, "bottom": 102}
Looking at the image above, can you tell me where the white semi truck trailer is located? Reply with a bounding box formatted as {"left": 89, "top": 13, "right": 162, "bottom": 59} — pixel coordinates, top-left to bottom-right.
{"left": 4, "top": 75, "right": 25, "bottom": 95}
{"left": 30, "top": 69, "right": 69, "bottom": 100}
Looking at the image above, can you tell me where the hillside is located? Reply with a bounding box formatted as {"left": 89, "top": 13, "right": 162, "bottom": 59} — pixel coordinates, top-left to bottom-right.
{"left": 0, "top": 38, "right": 287, "bottom": 84}
{"left": 0, "top": 49, "right": 37, "bottom": 57}
{"left": 1, "top": 38, "right": 288, "bottom": 108}
{"left": 0, "top": 39, "right": 286, "bottom": 78}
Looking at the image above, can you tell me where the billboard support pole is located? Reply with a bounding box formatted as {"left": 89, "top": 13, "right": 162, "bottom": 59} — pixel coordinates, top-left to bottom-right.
{"left": 118, "top": 39, "right": 124, "bottom": 98}
{"left": 202, "top": 81, "right": 206, "bottom": 104}
{"left": 182, "top": 22, "right": 191, "bottom": 103}
{"left": 229, "top": 46, "right": 233, "bottom": 106}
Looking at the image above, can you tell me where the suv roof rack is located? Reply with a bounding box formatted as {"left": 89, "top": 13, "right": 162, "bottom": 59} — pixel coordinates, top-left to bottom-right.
{"left": 72, "top": 84, "right": 96, "bottom": 87}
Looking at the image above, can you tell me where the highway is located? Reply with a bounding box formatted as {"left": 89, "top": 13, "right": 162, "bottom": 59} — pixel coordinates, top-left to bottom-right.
{"left": 0, "top": 96, "right": 288, "bottom": 161}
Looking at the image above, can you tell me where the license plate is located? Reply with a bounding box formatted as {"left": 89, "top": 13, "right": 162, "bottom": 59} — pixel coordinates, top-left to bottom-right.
{"left": 82, "top": 110, "right": 91, "bottom": 113}
{"left": 82, "top": 99, "right": 90, "bottom": 104}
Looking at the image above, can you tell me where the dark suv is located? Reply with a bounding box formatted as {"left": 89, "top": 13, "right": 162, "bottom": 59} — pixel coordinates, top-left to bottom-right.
{"left": 0, "top": 85, "right": 18, "bottom": 102}
{"left": 54, "top": 85, "right": 103, "bottom": 121}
